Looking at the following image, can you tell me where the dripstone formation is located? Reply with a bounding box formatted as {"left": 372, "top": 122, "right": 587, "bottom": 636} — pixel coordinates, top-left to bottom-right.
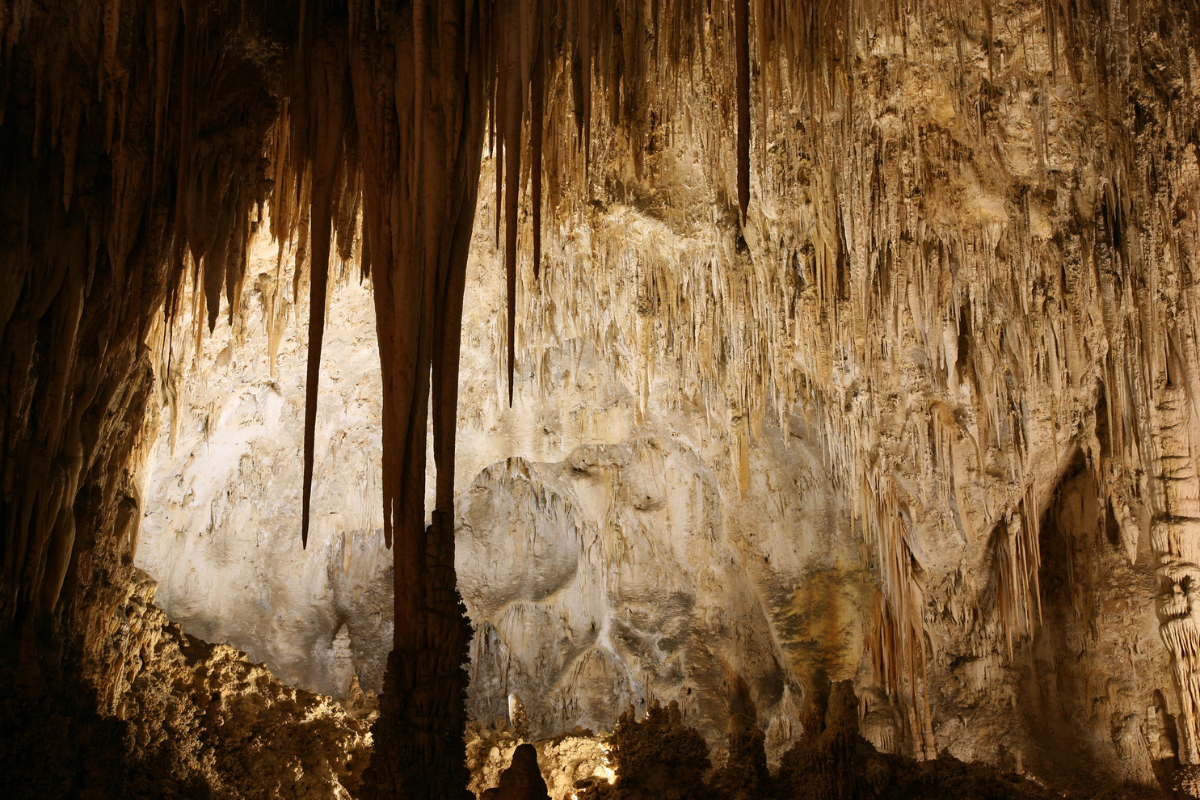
{"left": 5, "top": 0, "right": 1200, "bottom": 798}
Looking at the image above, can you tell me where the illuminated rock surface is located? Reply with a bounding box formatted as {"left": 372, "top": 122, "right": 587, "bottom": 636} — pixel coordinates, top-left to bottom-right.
{"left": 4, "top": 0, "right": 1200, "bottom": 797}
{"left": 137, "top": 240, "right": 391, "bottom": 699}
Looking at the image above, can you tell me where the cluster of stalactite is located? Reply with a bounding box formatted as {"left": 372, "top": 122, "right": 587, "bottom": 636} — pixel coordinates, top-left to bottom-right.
{"left": 0, "top": 0, "right": 279, "bottom": 680}
{"left": 0, "top": 1, "right": 756, "bottom": 795}
{"left": 0, "top": 0, "right": 845, "bottom": 790}
{"left": 503, "top": 0, "right": 1200, "bottom": 759}
{"left": 6, "top": 0, "right": 1200, "bottom": 793}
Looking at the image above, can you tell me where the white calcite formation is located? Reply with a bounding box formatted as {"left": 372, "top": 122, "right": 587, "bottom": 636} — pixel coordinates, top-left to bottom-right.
{"left": 137, "top": 0, "right": 1200, "bottom": 792}
{"left": 454, "top": 200, "right": 866, "bottom": 757}
{"left": 138, "top": 243, "right": 393, "bottom": 698}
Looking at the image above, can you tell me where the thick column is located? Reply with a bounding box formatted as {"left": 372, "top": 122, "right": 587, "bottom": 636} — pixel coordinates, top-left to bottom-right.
{"left": 364, "top": 511, "right": 474, "bottom": 800}
{"left": 352, "top": 1, "right": 489, "bottom": 796}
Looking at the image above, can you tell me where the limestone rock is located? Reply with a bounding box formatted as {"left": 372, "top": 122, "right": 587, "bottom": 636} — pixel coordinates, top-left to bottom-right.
{"left": 109, "top": 569, "right": 373, "bottom": 799}
{"left": 61, "top": 1, "right": 1200, "bottom": 795}
{"left": 465, "top": 722, "right": 612, "bottom": 800}
{"left": 137, "top": 236, "right": 392, "bottom": 699}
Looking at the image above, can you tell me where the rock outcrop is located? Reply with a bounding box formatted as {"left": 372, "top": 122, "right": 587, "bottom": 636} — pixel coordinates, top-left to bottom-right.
{"left": 3, "top": 568, "right": 373, "bottom": 799}
{"left": 109, "top": 570, "right": 373, "bottom": 799}
{"left": 575, "top": 688, "right": 1150, "bottom": 800}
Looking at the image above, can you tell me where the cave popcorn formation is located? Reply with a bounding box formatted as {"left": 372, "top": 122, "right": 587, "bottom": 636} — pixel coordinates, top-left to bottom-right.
{"left": 3, "top": 1, "right": 1200, "bottom": 798}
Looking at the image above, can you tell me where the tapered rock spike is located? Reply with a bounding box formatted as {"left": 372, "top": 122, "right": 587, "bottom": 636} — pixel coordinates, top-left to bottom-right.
{"left": 531, "top": 27, "right": 544, "bottom": 280}
{"left": 735, "top": 0, "right": 751, "bottom": 222}
{"left": 503, "top": 2, "right": 521, "bottom": 407}
{"left": 301, "top": 36, "right": 347, "bottom": 550}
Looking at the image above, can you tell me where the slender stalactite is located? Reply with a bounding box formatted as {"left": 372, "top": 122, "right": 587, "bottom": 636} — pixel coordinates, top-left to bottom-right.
{"left": 167, "top": 0, "right": 198, "bottom": 323}
{"left": 531, "top": 26, "right": 544, "bottom": 280}
{"left": 579, "top": 0, "right": 592, "bottom": 172}
{"left": 151, "top": 0, "right": 175, "bottom": 188}
{"left": 495, "top": 15, "right": 506, "bottom": 245}
{"left": 503, "top": 1, "right": 523, "bottom": 406}
{"left": 301, "top": 35, "right": 348, "bottom": 549}
{"left": 735, "top": 0, "right": 751, "bottom": 223}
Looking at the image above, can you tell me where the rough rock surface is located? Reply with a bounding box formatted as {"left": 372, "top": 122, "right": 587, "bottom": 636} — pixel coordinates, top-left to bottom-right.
{"left": 2, "top": 567, "right": 373, "bottom": 799}
{"left": 103, "top": 0, "right": 1200, "bottom": 795}
{"left": 110, "top": 569, "right": 374, "bottom": 799}
{"left": 465, "top": 722, "right": 614, "bottom": 800}
{"left": 137, "top": 237, "right": 392, "bottom": 698}
{"left": 576, "top": 691, "right": 1146, "bottom": 800}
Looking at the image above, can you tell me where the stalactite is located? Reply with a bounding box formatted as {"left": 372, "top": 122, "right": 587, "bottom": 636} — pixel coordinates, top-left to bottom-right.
{"left": 343, "top": 1, "right": 490, "bottom": 795}
{"left": 503, "top": 0, "right": 522, "bottom": 406}
{"left": 300, "top": 34, "right": 348, "bottom": 549}
{"left": 151, "top": 0, "right": 174, "bottom": 187}
{"left": 531, "top": 30, "right": 544, "bottom": 280}
{"left": 495, "top": 18, "right": 505, "bottom": 246}
{"left": 735, "top": 0, "right": 750, "bottom": 223}
{"left": 6, "top": 0, "right": 1200, "bottom": 789}
{"left": 578, "top": 0, "right": 591, "bottom": 172}
{"left": 166, "top": 0, "right": 197, "bottom": 324}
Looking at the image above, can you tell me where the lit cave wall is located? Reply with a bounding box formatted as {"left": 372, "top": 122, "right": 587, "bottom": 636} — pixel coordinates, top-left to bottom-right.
{"left": 6, "top": 0, "right": 1200, "bottom": 797}
{"left": 137, "top": 178, "right": 869, "bottom": 762}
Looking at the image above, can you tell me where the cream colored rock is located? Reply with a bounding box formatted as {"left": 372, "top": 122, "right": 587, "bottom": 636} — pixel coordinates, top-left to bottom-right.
{"left": 137, "top": 0, "right": 1200, "bottom": 792}
{"left": 138, "top": 242, "right": 392, "bottom": 698}
{"left": 465, "top": 722, "right": 613, "bottom": 800}
{"left": 105, "top": 569, "right": 372, "bottom": 800}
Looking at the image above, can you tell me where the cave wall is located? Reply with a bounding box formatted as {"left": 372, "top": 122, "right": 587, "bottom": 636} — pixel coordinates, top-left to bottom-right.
{"left": 138, "top": 180, "right": 867, "bottom": 761}
{"left": 7, "top": 0, "right": 1200, "bottom": 796}
{"left": 0, "top": 0, "right": 282, "bottom": 690}
{"left": 454, "top": 0, "right": 1200, "bottom": 778}
{"left": 145, "top": 7, "right": 1200, "bottom": 776}
{"left": 1013, "top": 453, "right": 1166, "bottom": 790}
{"left": 454, "top": 166, "right": 870, "bottom": 759}
{"left": 136, "top": 236, "right": 393, "bottom": 698}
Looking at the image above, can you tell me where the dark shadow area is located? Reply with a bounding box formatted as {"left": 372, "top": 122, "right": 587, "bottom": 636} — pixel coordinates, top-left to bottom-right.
{"left": 1017, "top": 452, "right": 1172, "bottom": 794}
